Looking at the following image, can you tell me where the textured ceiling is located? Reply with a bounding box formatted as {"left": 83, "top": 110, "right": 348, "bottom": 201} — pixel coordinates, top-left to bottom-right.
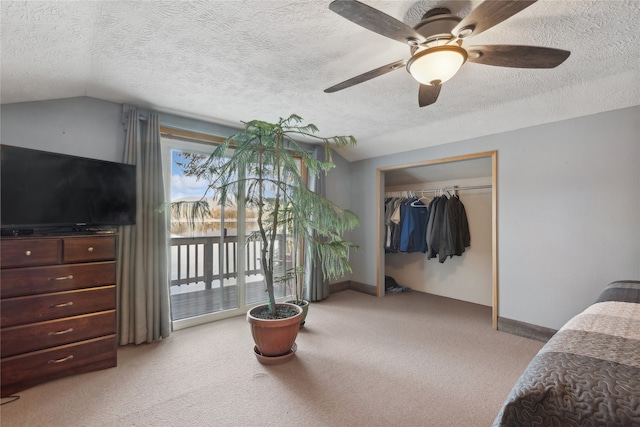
{"left": 1, "top": 1, "right": 639, "bottom": 162}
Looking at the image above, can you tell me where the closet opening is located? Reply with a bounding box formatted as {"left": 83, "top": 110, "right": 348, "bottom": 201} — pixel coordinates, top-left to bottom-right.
{"left": 376, "top": 151, "right": 498, "bottom": 329}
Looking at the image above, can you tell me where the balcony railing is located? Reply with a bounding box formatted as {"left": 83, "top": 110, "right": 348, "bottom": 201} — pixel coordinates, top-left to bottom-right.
{"left": 169, "top": 234, "right": 287, "bottom": 290}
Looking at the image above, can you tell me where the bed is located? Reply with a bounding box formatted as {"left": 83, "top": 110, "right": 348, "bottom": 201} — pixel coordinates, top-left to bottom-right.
{"left": 492, "top": 280, "right": 640, "bottom": 427}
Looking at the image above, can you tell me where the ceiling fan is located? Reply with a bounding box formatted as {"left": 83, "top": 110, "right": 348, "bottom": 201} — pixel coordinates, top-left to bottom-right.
{"left": 324, "top": 0, "right": 571, "bottom": 107}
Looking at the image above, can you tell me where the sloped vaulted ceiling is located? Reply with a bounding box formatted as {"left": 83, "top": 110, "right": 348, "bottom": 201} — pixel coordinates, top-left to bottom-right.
{"left": 1, "top": 1, "right": 639, "bottom": 161}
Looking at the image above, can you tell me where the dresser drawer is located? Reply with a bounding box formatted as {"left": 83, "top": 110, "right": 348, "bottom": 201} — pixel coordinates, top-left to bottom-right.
{"left": 0, "top": 238, "right": 61, "bottom": 268}
{"left": 0, "top": 261, "right": 116, "bottom": 298}
{"left": 1, "top": 310, "right": 116, "bottom": 358}
{"left": 1, "top": 286, "right": 116, "bottom": 328}
{"left": 1, "top": 335, "right": 117, "bottom": 397}
{"left": 63, "top": 236, "right": 116, "bottom": 263}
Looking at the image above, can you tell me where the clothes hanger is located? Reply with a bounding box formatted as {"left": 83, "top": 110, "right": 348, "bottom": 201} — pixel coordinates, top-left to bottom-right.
{"left": 416, "top": 190, "right": 431, "bottom": 205}
{"left": 410, "top": 198, "right": 428, "bottom": 207}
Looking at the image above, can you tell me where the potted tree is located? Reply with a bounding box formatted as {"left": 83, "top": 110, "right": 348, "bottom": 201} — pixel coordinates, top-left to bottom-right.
{"left": 176, "top": 114, "right": 359, "bottom": 364}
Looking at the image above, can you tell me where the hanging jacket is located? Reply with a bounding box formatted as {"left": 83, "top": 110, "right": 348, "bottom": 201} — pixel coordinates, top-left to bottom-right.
{"left": 425, "top": 196, "right": 440, "bottom": 258}
{"left": 427, "top": 195, "right": 448, "bottom": 260}
{"left": 449, "top": 195, "right": 470, "bottom": 256}
{"left": 399, "top": 198, "right": 428, "bottom": 253}
{"left": 438, "top": 195, "right": 471, "bottom": 263}
{"left": 390, "top": 198, "right": 404, "bottom": 252}
{"left": 384, "top": 198, "right": 396, "bottom": 251}
{"left": 385, "top": 197, "right": 403, "bottom": 253}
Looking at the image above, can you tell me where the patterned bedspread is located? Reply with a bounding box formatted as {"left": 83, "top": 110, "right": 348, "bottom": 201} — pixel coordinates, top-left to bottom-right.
{"left": 492, "top": 280, "right": 640, "bottom": 427}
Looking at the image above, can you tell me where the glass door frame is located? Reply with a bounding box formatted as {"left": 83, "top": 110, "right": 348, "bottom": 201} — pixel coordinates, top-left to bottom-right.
{"left": 162, "top": 130, "right": 248, "bottom": 330}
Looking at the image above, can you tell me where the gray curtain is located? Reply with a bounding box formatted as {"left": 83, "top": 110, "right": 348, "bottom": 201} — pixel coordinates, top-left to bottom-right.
{"left": 303, "top": 146, "right": 330, "bottom": 302}
{"left": 117, "top": 109, "right": 171, "bottom": 344}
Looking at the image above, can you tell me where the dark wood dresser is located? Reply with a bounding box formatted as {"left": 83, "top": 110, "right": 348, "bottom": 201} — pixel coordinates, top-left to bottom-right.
{"left": 0, "top": 234, "right": 118, "bottom": 397}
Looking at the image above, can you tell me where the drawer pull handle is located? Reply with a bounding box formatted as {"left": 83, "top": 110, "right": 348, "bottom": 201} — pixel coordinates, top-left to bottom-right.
{"left": 48, "top": 355, "right": 73, "bottom": 364}
{"left": 88, "top": 247, "right": 94, "bottom": 252}
{"left": 25, "top": 250, "right": 32, "bottom": 256}
{"left": 49, "top": 328, "right": 74, "bottom": 336}
{"left": 49, "top": 275, "right": 74, "bottom": 281}
{"left": 49, "top": 301, "right": 73, "bottom": 308}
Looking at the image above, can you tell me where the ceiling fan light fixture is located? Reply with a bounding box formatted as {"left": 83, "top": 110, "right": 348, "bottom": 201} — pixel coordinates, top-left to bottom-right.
{"left": 406, "top": 45, "right": 468, "bottom": 86}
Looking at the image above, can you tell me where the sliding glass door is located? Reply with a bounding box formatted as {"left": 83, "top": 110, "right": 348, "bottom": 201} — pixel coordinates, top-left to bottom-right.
{"left": 161, "top": 132, "right": 295, "bottom": 329}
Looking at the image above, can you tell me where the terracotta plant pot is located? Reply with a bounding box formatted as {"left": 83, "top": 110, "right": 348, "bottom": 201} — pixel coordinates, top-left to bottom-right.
{"left": 247, "top": 303, "right": 303, "bottom": 361}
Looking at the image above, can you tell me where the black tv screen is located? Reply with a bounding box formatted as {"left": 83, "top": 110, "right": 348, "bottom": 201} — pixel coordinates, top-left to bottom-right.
{"left": 1, "top": 145, "right": 136, "bottom": 231}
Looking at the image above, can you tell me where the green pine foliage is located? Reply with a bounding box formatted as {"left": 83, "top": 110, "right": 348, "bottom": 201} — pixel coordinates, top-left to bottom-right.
{"left": 180, "top": 114, "right": 359, "bottom": 315}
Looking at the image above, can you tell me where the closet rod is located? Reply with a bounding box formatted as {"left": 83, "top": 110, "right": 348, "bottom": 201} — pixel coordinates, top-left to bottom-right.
{"left": 386, "top": 184, "right": 492, "bottom": 195}
{"left": 442, "top": 184, "right": 492, "bottom": 192}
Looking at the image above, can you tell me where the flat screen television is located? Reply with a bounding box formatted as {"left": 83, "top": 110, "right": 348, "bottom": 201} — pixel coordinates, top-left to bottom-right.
{"left": 1, "top": 144, "right": 136, "bottom": 234}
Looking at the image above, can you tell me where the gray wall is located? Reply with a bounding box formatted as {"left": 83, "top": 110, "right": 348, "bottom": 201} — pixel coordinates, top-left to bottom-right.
{"left": 348, "top": 106, "right": 640, "bottom": 330}
{"left": 1, "top": 97, "right": 126, "bottom": 162}
{"left": 0, "top": 97, "right": 243, "bottom": 162}
{"left": 2, "top": 97, "right": 639, "bottom": 330}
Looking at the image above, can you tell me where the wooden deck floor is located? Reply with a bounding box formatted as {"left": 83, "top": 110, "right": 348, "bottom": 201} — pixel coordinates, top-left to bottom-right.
{"left": 170, "top": 280, "right": 290, "bottom": 320}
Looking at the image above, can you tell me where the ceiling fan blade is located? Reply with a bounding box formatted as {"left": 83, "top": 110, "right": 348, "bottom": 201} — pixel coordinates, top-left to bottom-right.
{"left": 324, "top": 59, "right": 407, "bottom": 93}
{"left": 467, "top": 45, "right": 571, "bottom": 68}
{"left": 329, "top": 0, "right": 425, "bottom": 45}
{"left": 418, "top": 83, "right": 441, "bottom": 107}
{"left": 452, "top": 0, "right": 537, "bottom": 38}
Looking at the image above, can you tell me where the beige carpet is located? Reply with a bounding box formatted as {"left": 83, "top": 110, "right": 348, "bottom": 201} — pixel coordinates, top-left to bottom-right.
{"left": 0, "top": 290, "right": 543, "bottom": 427}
